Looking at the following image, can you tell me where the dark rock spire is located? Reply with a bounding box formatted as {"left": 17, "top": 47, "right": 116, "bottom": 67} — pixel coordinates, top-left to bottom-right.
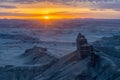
{"left": 76, "top": 33, "right": 93, "bottom": 59}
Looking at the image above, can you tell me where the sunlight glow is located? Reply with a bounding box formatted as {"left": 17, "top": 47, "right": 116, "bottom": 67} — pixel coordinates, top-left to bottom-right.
{"left": 44, "top": 16, "right": 50, "bottom": 19}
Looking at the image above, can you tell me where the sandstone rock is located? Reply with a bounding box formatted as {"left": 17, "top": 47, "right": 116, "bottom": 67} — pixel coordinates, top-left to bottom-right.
{"left": 76, "top": 33, "right": 93, "bottom": 59}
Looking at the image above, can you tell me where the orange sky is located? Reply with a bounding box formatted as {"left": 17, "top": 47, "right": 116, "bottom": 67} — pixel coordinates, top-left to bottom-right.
{"left": 0, "top": 1, "right": 120, "bottom": 19}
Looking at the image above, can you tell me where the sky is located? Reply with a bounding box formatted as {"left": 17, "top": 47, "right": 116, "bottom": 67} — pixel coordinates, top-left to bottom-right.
{"left": 0, "top": 0, "right": 120, "bottom": 19}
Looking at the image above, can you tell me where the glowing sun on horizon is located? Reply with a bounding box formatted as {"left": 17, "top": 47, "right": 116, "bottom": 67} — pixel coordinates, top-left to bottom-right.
{"left": 44, "top": 16, "right": 50, "bottom": 20}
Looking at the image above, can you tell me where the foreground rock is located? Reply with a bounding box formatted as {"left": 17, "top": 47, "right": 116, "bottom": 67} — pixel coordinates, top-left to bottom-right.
{"left": 21, "top": 46, "right": 58, "bottom": 64}
{"left": 0, "top": 33, "right": 119, "bottom": 80}
{"left": 34, "top": 33, "right": 117, "bottom": 80}
{"left": 0, "top": 47, "right": 58, "bottom": 80}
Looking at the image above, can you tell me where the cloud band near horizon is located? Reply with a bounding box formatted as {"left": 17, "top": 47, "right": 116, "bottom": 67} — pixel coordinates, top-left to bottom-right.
{"left": 0, "top": 0, "right": 120, "bottom": 19}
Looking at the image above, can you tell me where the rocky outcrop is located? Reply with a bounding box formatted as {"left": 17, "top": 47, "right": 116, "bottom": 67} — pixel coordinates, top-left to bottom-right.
{"left": 34, "top": 33, "right": 117, "bottom": 80}
{"left": 0, "top": 47, "right": 58, "bottom": 80}
{"left": 76, "top": 33, "right": 94, "bottom": 59}
{"left": 76, "top": 33, "right": 100, "bottom": 67}
{"left": 21, "top": 46, "right": 58, "bottom": 64}
{"left": 0, "top": 33, "right": 118, "bottom": 80}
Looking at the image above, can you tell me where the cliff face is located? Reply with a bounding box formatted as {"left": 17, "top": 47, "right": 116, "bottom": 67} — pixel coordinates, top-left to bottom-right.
{"left": 0, "top": 33, "right": 119, "bottom": 80}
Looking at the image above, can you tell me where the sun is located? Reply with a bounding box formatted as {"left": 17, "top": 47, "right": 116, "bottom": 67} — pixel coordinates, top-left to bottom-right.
{"left": 44, "top": 16, "right": 50, "bottom": 20}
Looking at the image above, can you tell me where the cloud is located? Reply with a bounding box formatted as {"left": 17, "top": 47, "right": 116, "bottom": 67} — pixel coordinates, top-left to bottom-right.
{"left": 93, "top": 0, "right": 120, "bottom": 11}
{"left": 0, "top": 0, "right": 120, "bottom": 11}
{"left": 0, "top": 11, "right": 88, "bottom": 17}
{"left": 0, "top": 0, "right": 116, "bottom": 3}
{"left": 0, "top": 5, "right": 17, "bottom": 9}
{"left": 0, "top": 12, "right": 42, "bottom": 16}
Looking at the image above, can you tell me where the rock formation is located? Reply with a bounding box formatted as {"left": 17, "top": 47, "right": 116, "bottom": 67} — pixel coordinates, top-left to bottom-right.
{"left": 38, "top": 33, "right": 117, "bottom": 80}
{"left": 22, "top": 46, "right": 58, "bottom": 64}
{"left": 76, "top": 33, "right": 100, "bottom": 67}
{"left": 76, "top": 33, "right": 94, "bottom": 59}
{"left": 0, "top": 33, "right": 118, "bottom": 80}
